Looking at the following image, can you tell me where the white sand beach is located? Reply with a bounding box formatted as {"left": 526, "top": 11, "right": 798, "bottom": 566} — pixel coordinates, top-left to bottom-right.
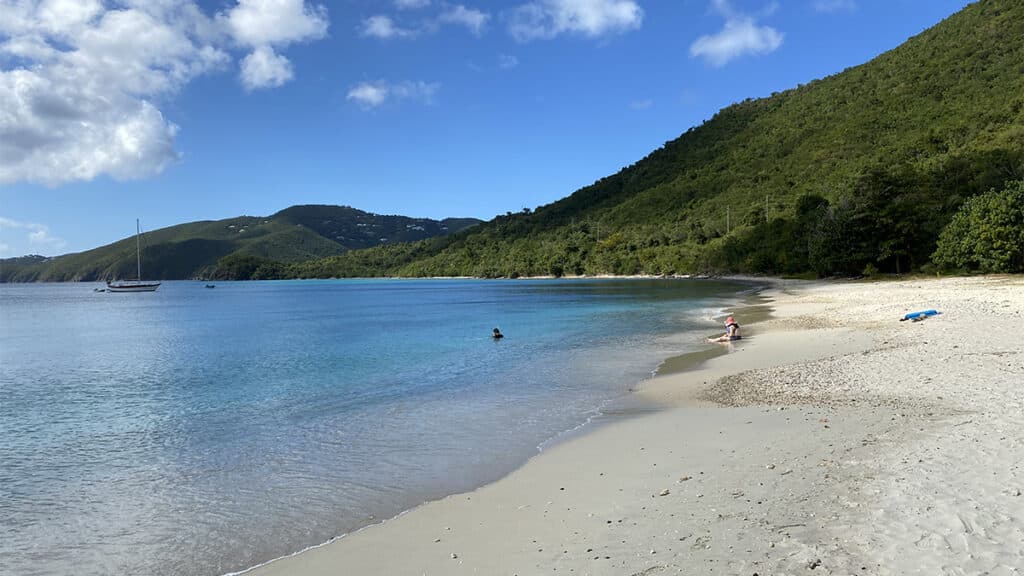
{"left": 248, "top": 275, "right": 1024, "bottom": 576}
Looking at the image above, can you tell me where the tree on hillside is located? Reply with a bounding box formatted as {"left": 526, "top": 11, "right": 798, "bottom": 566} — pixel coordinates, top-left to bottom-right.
{"left": 212, "top": 253, "right": 285, "bottom": 280}
{"left": 932, "top": 180, "right": 1024, "bottom": 273}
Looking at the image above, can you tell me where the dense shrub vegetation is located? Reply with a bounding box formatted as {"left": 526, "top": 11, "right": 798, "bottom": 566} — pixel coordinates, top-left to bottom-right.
{"left": 933, "top": 180, "right": 1024, "bottom": 273}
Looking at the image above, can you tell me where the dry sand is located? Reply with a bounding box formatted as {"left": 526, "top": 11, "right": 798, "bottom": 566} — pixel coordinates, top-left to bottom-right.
{"left": 247, "top": 276, "right": 1024, "bottom": 576}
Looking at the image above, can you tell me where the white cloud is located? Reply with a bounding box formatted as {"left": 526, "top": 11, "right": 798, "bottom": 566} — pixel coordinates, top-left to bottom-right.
{"left": 221, "top": 0, "right": 328, "bottom": 90}
{"left": 0, "top": 3, "right": 224, "bottom": 186}
{"left": 0, "top": 216, "right": 66, "bottom": 252}
{"left": 391, "top": 80, "right": 439, "bottom": 102}
{"left": 359, "top": 5, "right": 491, "bottom": 40}
{"left": 630, "top": 98, "right": 653, "bottom": 110}
{"left": 498, "top": 53, "right": 519, "bottom": 69}
{"left": 347, "top": 80, "right": 439, "bottom": 108}
{"left": 690, "top": 1, "right": 783, "bottom": 66}
{"left": 240, "top": 46, "right": 293, "bottom": 89}
{"left": 35, "top": 0, "right": 104, "bottom": 35}
{"left": 0, "top": 1, "right": 330, "bottom": 186}
{"left": 221, "top": 0, "right": 328, "bottom": 47}
{"left": 360, "top": 15, "right": 416, "bottom": 39}
{"left": 440, "top": 5, "right": 490, "bottom": 36}
{"left": 508, "top": 0, "right": 642, "bottom": 41}
{"left": 347, "top": 82, "right": 389, "bottom": 107}
{"left": 395, "top": 0, "right": 430, "bottom": 9}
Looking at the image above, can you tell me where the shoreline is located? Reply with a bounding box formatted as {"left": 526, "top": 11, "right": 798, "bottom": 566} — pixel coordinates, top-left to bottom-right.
{"left": 246, "top": 276, "right": 1024, "bottom": 575}
{"left": 228, "top": 278, "right": 763, "bottom": 576}
{"left": 241, "top": 280, "right": 856, "bottom": 576}
{"left": 4, "top": 273, "right": 778, "bottom": 284}
{"left": 653, "top": 290, "right": 775, "bottom": 377}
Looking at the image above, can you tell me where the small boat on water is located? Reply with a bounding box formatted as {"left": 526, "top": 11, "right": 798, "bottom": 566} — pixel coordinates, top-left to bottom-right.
{"left": 107, "top": 219, "right": 160, "bottom": 293}
{"left": 107, "top": 281, "right": 161, "bottom": 293}
{"left": 205, "top": 284, "right": 216, "bottom": 289}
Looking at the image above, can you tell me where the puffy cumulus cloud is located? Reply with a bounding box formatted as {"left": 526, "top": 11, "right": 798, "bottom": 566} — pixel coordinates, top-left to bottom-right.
{"left": 507, "top": 0, "right": 642, "bottom": 41}
{"left": 347, "top": 82, "right": 389, "bottom": 107}
{"left": 240, "top": 45, "right": 293, "bottom": 89}
{"left": 440, "top": 5, "right": 489, "bottom": 36}
{"left": 690, "top": 0, "right": 782, "bottom": 66}
{"left": 360, "top": 15, "right": 415, "bottom": 39}
{"left": 0, "top": 76, "right": 182, "bottom": 184}
{"left": 689, "top": 19, "right": 783, "bottom": 66}
{"left": 0, "top": 216, "right": 67, "bottom": 253}
{"left": 221, "top": 0, "right": 328, "bottom": 47}
{"left": 0, "top": 0, "right": 329, "bottom": 186}
{"left": 220, "top": 0, "right": 328, "bottom": 90}
{"left": 347, "top": 80, "right": 439, "bottom": 108}
{"left": 0, "top": 2, "right": 225, "bottom": 185}
{"left": 32, "top": 0, "right": 104, "bottom": 35}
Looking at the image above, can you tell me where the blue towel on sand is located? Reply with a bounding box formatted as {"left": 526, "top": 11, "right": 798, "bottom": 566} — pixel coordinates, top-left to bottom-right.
{"left": 900, "top": 309, "right": 940, "bottom": 321}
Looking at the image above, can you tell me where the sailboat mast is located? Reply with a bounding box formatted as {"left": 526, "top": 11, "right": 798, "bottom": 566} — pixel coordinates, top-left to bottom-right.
{"left": 105, "top": 219, "right": 159, "bottom": 291}
{"left": 136, "top": 219, "right": 142, "bottom": 281}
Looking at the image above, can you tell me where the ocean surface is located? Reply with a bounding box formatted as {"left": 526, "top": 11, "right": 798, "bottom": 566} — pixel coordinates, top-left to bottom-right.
{"left": 0, "top": 278, "right": 755, "bottom": 576}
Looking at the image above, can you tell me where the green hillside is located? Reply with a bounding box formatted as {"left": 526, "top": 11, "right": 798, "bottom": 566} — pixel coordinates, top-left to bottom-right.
{"left": 6, "top": 1, "right": 1020, "bottom": 282}
{"left": 270, "top": 205, "right": 482, "bottom": 250}
{"left": 290, "top": 0, "right": 1024, "bottom": 279}
{"left": 0, "top": 206, "right": 480, "bottom": 282}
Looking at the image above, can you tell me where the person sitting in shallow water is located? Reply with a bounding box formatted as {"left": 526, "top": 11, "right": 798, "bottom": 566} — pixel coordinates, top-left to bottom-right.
{"left": 707, "top": 316, "right": 741, "bottom": 343}
{"left": 492, "top": 327, "right": 504, "bottom": 339}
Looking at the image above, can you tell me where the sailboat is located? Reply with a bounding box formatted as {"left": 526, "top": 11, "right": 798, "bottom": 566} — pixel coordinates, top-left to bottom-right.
{"left": 106, "top": 219, "right": 161, "bottom": 292}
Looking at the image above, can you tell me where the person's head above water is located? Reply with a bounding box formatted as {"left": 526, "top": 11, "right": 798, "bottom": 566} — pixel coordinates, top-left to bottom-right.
{"left": 726, "top": 316, "right": 736, "bottom": 325}
{"left": 493, "top": 327, "right": 503, "bottom": 338}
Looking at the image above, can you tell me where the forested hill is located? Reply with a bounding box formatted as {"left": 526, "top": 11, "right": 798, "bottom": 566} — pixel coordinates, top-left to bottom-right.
{"left": 6, "top": 1, "right": 1021, "bottom": 282}
{"left": 291, "top": 0, "right": 1024, "bottom": 279}
{"left": 0, "top": 206, "right": 480, "bottom": 282}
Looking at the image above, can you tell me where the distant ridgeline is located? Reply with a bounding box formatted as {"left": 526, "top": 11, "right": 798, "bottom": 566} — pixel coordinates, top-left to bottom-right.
{"left": 4, "top": 0, "right": 1023, "bottom": 283}
{"left": 0, "top": 206, "right": 481, "bottom": 282}
{"left": 287, "top": 0, "right": 1024, "bottom": 278}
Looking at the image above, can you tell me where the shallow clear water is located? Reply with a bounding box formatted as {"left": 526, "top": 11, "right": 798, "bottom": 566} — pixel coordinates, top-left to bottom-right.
{"left": 0, "top": 278, "right": 753, "bottom": 575}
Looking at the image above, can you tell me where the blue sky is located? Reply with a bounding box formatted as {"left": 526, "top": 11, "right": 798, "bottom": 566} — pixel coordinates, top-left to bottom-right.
{"left": 0, "top": 0, "right": 972, "bottom": 257}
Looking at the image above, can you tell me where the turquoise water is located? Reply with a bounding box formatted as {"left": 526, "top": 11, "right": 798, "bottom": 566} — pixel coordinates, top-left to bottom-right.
{"left": 0, "top": 278, "right": 754, "bottom": 575}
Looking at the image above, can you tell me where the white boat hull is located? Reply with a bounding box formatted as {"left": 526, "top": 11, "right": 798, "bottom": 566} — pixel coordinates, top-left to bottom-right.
{"left": 106, "top": 282, "right": 161, "bottom": 292}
